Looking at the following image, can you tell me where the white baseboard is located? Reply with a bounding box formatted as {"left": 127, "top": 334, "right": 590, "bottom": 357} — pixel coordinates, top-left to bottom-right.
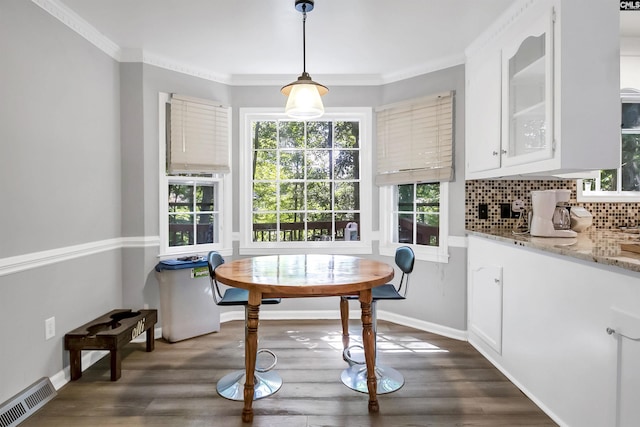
{"left": 50, "top": 349, "right": 109, "bottom": 391}
{"left": 377, "top": 310, "right": 468, "bottom": 341}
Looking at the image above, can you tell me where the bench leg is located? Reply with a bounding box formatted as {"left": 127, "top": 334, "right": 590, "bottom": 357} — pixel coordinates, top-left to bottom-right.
{"left": 110, "top": 349, "right": 121, "bottom": 381}
{"left": 146, "top": 327, "right": 155, "bottom": 352}
{"left": 69, "top": 350, "right": 82, "bottom": 381}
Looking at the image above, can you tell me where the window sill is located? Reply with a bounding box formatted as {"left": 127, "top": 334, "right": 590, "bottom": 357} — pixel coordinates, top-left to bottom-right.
{"left": 576, "top": 188, "right": 640, "bottom": 203}
{"left": 379, "top": 243, "right": 449, "bottom": 263}
{"left": 239, "top": 242, "right": 373, "bottom": 256}
{"left": 159, "top": 244, "right": 233, "bottom": 260}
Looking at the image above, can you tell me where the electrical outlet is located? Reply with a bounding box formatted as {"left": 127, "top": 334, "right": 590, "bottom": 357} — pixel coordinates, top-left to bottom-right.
{"left": 500, "top": 203, "right": 511, "bottom": 218}
{"left": 512, "top": 199, "right": 525, "bottom": 212}
{"left": 45, "top": 317, "right": 55, "bottom": 340}
{"left": 511, "top": 199, "right": 524, "bottom": 218}
{"left": 478, "top": 203, "right": 488, "bottom": 219}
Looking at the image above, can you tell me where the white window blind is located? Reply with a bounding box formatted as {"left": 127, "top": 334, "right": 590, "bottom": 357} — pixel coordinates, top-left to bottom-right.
{"left": 169, "top": 94, "right": 230, "bottom": 174}
{"left": 376, "top": 91, "right": 454, "bottom": 185}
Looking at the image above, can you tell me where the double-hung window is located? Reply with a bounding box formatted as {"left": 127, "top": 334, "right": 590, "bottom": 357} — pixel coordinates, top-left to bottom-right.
{"left": 378, "top": 92, "right": 454, "bottom": 263}
{"left": 239, "top": 108, "right": 372, "bottom": 254}
{"left": 159, "top": 93, "right": 232, "bottom": 256}
{"left": 578, "top": 88, "right": 640, "bottom": 202}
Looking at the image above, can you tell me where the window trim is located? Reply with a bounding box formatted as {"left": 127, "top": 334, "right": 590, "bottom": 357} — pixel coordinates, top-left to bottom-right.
{"left": 576, "top": 179, "right": 640, "bottom": 203}
{"left": 577, "top": 88, "right": 640, "bottom": 203}
{"left": 379, "top": 182, "right": 449, "bottom": 263}
{"left": 238, "top": 108, "right": 373, "bottom": 255}
{"left": 158, "top": 92, "right": 232, "bottom": 258}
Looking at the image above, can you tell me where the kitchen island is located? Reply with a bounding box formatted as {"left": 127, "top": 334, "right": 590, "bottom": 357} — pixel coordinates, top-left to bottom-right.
{"left": 466, "top": 229, "right": 640, "bottom": 427}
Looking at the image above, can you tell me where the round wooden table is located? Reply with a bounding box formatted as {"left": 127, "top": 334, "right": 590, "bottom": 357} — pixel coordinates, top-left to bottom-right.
{"left": 214, "top": 254, "right": 394, "bottom": 422}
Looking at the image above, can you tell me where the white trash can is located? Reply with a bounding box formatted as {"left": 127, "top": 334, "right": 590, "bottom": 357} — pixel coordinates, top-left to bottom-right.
{"left": 155, "top": 258, "right": 220, "bottom": 342}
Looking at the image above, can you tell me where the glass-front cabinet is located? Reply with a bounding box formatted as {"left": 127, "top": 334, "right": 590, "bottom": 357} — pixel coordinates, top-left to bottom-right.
{"left": 501, "top": 11, "right": 553, "bottom": 167}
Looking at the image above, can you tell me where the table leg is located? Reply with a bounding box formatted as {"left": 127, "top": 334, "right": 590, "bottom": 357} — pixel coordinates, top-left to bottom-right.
{"left": 359, "top": 289, "right": 379, "bottom": 413}
{"left": 340, "top": 297, "right": 350, "bottom": 354}
{"left": 243, "top": 299, "right": 260, "bottom": 423}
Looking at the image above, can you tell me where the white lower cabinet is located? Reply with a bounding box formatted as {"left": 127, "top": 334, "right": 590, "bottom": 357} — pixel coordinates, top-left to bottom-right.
{"left": 467, "top": 236, "right": 640, "bottom": 427}
{"left": 469, "top": 265, "right": 503, "bottom": 353}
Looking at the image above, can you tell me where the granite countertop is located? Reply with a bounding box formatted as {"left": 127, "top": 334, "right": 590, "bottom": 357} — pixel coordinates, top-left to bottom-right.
{"left": 466, "top": 228, "right": 640, "bottom": 274}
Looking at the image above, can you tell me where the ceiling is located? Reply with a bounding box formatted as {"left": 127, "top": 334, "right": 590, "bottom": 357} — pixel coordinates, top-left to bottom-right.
{"left": 56, "top": 0, "right": 639, "bottom": 85}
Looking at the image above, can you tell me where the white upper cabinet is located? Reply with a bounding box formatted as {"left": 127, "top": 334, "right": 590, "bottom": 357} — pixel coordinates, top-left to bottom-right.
{"left": 466, "top": 48, "right": 502, "bottom": 173}
{"left": 501, "top": 11, "right": 552, "bottom": 167}
{"left": 465, "top": 0, "right": 620, "bottom": 179}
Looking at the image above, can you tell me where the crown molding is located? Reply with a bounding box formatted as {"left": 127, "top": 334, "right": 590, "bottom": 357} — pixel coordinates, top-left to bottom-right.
{"left": 126, "top": 49, "right": 235, "bottom": 85}
{"left": 32, "top": 0, "right": 121, "bottom": 60}
{"left": 379, "top": 54, "right": 465, "bottom": 85}
{"left": 229, "top": 73, "right": 385, "bottom": 87}
{"left": 464, "top": 0, "right": 537, "bottom": 58}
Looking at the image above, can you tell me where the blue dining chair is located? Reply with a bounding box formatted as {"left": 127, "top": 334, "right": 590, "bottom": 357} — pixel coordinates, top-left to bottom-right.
{"left": 207, "top": 251, "right": 283, "bottom": 401}
{"left": 339, "top": 246, "right": 415, "bottom": 394}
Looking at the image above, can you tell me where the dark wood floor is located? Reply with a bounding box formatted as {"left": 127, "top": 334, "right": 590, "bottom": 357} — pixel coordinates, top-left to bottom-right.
{"left": 24, "top": 319, "right": 557, "bottom": 426}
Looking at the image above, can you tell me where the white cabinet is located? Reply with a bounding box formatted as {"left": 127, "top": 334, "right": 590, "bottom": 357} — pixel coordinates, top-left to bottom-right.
{"left": 501, "top": 11, "right": 552, "bottom": 168}
{"left": 467, "top": 235, "right": 640, "bottom": 427}
{"left": 468, "top": 265, "right": 503, "bottom": 353}
{"left": 465, "top": 0, "right": 619, "bottom": 179}
{"left": 465, "top": 48, "right": 502, "bottom": 173}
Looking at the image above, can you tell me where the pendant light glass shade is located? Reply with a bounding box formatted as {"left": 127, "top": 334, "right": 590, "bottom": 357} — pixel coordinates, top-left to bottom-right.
{"left": 281, "top": 72, "right": 328, "bottom": 119}
{"left": 282, "top": 0, "right": 327, "bottom": 119}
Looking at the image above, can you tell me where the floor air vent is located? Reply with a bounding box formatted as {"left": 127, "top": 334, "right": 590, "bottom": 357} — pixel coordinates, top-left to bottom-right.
{"left": 0, "top": 378, "right": 56, "bottom": 427}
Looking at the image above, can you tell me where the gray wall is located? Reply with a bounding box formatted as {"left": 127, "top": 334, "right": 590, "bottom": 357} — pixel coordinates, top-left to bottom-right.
{"left": 379, "top": 68, "right": 468, "bottom": 330}
{"left": 0, "top": 1, "right": 122, "bottom": 403}
{"left": 0, "top": 0, "right": 468, "bottom": 404}
{"left": 120, "top": 64, "right": 232, "bottom": 313}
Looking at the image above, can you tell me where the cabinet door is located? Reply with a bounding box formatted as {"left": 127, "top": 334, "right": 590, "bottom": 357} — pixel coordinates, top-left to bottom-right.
{"left": 501, "top": 8, "right": 554, "bottom": 168}
{"left": 465, "top": 49, "right": 502, "bottom": 175}
{"left": 469, "top": 265, "right": 503, "bottom": 354}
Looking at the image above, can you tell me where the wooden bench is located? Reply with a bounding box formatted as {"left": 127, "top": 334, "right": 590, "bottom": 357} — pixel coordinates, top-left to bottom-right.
{"left": 64, "top": 309, "right": 157, "bottom": 381}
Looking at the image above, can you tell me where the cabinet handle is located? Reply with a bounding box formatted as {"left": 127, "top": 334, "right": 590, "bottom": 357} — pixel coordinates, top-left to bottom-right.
{"left": 494, "top": 278, "right": 500, "bottom": 283}
{"left": 501, "top": 149, "right": 507, "bottom": 155}
{"left": 492, "top": 151, "right": 499, "bottom": 156}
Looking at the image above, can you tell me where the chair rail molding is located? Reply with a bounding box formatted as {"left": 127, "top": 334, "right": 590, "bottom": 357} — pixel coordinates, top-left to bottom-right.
{"left": 0, "top": 236, "right": 160, "bottom": 277}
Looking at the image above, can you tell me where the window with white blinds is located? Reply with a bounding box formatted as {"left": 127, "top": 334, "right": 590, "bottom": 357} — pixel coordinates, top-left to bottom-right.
{"left": 375, "top": 91, "right": 454, "bottom": 185}
{"left": 169, "top": 94, "right": 231, "bottom": 174}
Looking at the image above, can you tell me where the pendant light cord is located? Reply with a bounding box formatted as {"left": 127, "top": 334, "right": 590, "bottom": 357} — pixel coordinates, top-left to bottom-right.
{"left": 302, "top": 3, "right": 307, "bottom": 74}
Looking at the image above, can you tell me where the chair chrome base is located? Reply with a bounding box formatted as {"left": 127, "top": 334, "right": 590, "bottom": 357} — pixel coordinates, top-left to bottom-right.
{"left": 341, "top": 364, "right": 404, "bottom": 394}
{"left": 216, "top": 370, "right": 283, "bottom": 401}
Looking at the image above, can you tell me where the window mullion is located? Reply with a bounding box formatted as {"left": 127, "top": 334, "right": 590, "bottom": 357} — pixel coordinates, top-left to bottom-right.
{"left": 276, "top": 122, "right": 282, "bottom": 242}
{"left": 413, "top": 183, "right": 418, "bottom": 245}
{"left": 617, "top": 166, "right": 623, "bottom": 193}
{"left": 191, "top": 183, "right": 197, "bottom": 245}
{"left": 304, "top": 122, "right": 309, "bottom": 240}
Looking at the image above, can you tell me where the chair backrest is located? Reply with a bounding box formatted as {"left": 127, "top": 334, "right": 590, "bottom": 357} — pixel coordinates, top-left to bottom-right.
{"left": 395, "top": 246, "right": 415, "bottom": 296}
{"left": 207, "top": 251, "right": 225, "bottom": 305}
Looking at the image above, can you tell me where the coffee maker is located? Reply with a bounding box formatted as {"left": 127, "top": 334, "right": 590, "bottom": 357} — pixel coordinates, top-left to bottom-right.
{"left": 530, "top": 190, "right": 577, "bottom": 237}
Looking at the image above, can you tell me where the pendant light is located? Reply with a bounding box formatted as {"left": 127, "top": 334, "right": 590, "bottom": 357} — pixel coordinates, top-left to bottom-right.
{"left": 281, "top": 0, "right": 328, "bottom": 119}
